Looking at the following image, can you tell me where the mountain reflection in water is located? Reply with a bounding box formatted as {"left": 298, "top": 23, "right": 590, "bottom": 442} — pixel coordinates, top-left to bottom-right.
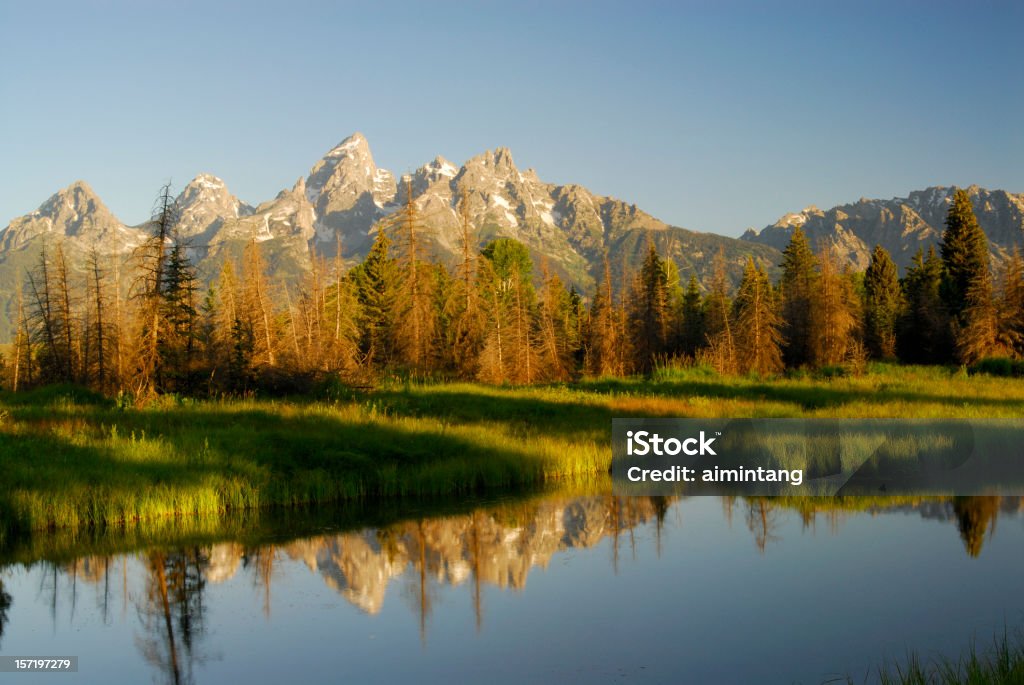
{"left": 1, "top": 495, "right": 1021, "bottom": 685}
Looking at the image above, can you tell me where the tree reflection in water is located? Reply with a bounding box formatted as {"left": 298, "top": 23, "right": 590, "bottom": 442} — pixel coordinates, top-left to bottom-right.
{"left": 953, "top": 496, "right": 1001, "bottom": 558}
{"left": 0, "top": 576, "right": 12, "bottom": 649}
{"left": 136, "top": 548, "right": 210, "bottom": 685}
{"left": 0, "top": 494, "right": 1018, "bottom": 683}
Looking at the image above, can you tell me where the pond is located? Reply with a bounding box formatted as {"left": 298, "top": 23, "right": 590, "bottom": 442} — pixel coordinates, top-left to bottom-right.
{"left": 1, "top": 494, "right": 1022, "bottom": 684}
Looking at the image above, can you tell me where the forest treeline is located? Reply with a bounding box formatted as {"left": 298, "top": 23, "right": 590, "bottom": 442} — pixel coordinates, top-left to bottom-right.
{"left": 4, "top": 185, "right": 1023, "bottom": 399}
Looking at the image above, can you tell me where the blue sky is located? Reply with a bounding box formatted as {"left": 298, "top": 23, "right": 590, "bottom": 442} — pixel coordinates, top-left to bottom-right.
{"left": 1, "top": 0, "right": 1021, "bottom": 236}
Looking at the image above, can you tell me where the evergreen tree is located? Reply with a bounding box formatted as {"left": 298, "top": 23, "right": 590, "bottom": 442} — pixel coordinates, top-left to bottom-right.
{"left": 898, "top": 246, "right": 951, "bottom": 363}
{"left": 386, "top": 179, "right": 437, "bottom": 372}
{"left": 84, "top": 248, "right": 113, "bottom": 391}
{"left": 537, "top": 260, "right": 574, "bottom": 381}
{"left": 863, "top": 244, "right": 902, "bottom": 360}
{"left": 160, "top": 236, "right": 199, "bottom": 391}
{"left": 941, "top": 188, "right": 990, "bottom": 328}
{"left": 811, "top": 249, "right": 859, "bottom": 367}
{"left": 11, "top": 282, "right": 31, "bottom": 391}
{"left": 213, "top": 259, "right": 240, "bottom": 379}
{"left": 135, "top": 182, "right": 180, "bottom": 394}
{"left": 350, "top": 229, "right": 398, "bottom": 368}
{"left": 586, "top": 254, "right": 626, "bottom": 376}
{"left": 701, "top": 249, "right": 736, "bottom": 373}
{"left": 324, "top": 243, "right": 361, "bottom": 374}
{"left": 779, "top": 226, "right": 818, "bottom": 367}
{"left": 957, "top": 266, "right": 1010, "bottom": 364}
{"left": 733, "top": 258, "right": 783, "bottom": 375}
{"left": 241, "top": 239, "right": 277, "bottom": 369}
{"left": 445, "top": 195, "right": 487, "bottom": 376}
{"left": 477, "top": 238, "right": 538, "bottom": 383}
{"left": 1001, "top": 250, "right": 1024, "bottom": 358}
{"left": 25, "top": 244, "right": 73, "bottom": 384}
{"left": 628, "top": 242, "right": 671, "bottom": 374}
{"left": 679, "top": 275, "right": 704, "bottom": 356}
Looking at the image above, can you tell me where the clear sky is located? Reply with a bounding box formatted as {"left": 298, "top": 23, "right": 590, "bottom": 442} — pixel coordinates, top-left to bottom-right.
{"left": 1, "top": 0, "right": 1021, "bottom": 236}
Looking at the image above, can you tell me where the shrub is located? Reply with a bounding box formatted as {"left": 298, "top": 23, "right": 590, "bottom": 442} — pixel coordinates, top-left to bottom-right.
{"left": 969, "top": 357, "right": 1024, "bottom": 378}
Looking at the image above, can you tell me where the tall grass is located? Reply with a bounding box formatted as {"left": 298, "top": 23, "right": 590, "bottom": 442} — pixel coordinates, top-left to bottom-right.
{"left": 838, "top": 629, "right": 1024, "bottom": 684}
{"left": 2, "top": 365, "right": 1023, "bottom": 537}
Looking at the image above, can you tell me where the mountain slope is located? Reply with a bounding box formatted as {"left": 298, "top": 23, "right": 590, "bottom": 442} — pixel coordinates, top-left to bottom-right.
{"left": 742, "top": 186, "right": 1024, "bottom": 271}
{"left": 0, "top": 133, "right": 783, "bottom": 342}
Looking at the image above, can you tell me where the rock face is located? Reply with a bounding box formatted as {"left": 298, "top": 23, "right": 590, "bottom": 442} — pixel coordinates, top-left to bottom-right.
{"left": 0, "top": 132, "right": 786, "bottom": 341}
{"left": 741, "top": 186, "right": 1024, "bottom": 272}
{"left": 176, "top": 174, "right": 254, "bottom": 241}
{"left": 0, "top": 181, "right": 146, "bottom": 254}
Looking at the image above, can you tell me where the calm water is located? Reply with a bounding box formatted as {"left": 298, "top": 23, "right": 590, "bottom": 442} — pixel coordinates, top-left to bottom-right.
{"left": 1, "top": 495, "right": 1022, "bottom": 684}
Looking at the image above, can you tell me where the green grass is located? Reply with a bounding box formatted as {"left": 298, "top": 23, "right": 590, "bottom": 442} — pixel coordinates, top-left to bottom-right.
{"left": 838, "top": 629, "right": 1024, "bottom": 684}
{"left": 2, "top": 364, "right": 1023, "bottom": 537}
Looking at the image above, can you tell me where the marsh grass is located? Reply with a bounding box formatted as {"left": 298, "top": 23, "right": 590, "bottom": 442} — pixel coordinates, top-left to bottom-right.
{"left": 835, "top": 629, "right": 1024, "bottom": 684}
{"left": 2, "top": 365, "right": 1023, "bottom": 537}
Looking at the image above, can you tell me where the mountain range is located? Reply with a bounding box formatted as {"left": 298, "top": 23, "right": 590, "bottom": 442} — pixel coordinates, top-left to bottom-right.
{"left": 741, "top": 185, "right": 1024, "bottom": 270}
{"left": 1, "top": 132, "right": 1021, "bottom": 342}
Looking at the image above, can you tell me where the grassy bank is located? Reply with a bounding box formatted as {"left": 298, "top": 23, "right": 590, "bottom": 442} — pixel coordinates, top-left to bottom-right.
{"left": 2, "top": 364, "right": 1023, "bottom": 537}
{"left": 844, "top": 630, "right": 1024, "bottom": 684}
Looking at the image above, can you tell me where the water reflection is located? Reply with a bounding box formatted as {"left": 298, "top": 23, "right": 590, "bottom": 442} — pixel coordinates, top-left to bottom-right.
{"left": 953, "top": 496, "right": 1001, "bottom": 557}
{"left": 1, "top": 495, "right": 1022, "bottom": 684}
{"left": 278, "top": 495, "right": 674, "bottom": 625}
{"left": 0, "top": 576, "right": 11, "bottom": 648}
{"left": 136, "top": 549, "right": 210, "bottom": 685}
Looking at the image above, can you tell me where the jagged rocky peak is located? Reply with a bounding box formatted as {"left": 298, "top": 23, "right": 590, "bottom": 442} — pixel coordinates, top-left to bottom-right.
{"left": 180, "top": 173, "right": 227, "bottom": 200}
{"left": 743, "top": 186, "right": 1024, "bottom": 271}
{"left": 176, "top": 173, "right": 253, "bottom": 238}
{"left": 327, "top": 131, "right": 370, "bottom": 156}
{"left": 399, "top": 155, "right": 460, "bottom": 201}
{"left": 178, "top": 173, "right": 249, "bottom": 209}
{"left": 31, "top": 180, "right": 121, "bottom": 239}
{"left": 0, "top": 179, "right": 145, "bottom": 256}
{"left": 423, "top": 155, "right": 458, "bottom": 180}
{"left": 305, "top": 132, "right": 396, "bottom": 209}
{"left": 463, "top": 146, "right": 519, "bottom": 178}
{"left": 36, "top": 180, "right": 104, "bottom": 219}
{"left": 491, "top": 146, "right": 515, "bottom": 170}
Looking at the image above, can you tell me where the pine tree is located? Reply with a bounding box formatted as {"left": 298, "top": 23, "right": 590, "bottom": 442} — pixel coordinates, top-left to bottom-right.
{"left": 241, "top": 238, "right": 276, "bottom": 369}
{"left": 733, "top": 258, "right": 783, "bottom": 375}
{"left": 811, "top": 247, "right": 859, "bottom": 367}
{"left": 941, "top": 188, "right": 990, "bottom": 328}
{"left": 85, "top": 247, "right": 112, "bottom": 390}
{"left": 213, "top": 259, "right": 240, "bottom": 374}
{"left": 385, "top": 179, "right": 437, "bottom": 372}
{"left": 324, "top": 243, "right": 361, "bottom": 374}
{"left": 135, "top": 182, "right": 180, "bottom": 393}
{"left": 863, "top": 244, "right": 902, "bottom": 360}
{"left": 351, "top": 229, "right": 398, "bottom": 368}
{"left": 477, "top": 238, "right": 538, "bottom": 383}
{"left": 679, "top": 275, "right": 704, "bottom": 356}
{"left": 11, "top": 282, "right": 31, "bottom": 391}
{"left": 197, "top": 283, "right": 218, "bottom": 384}
{"left": 779, "top": 226, "right": 818, "bottom": 367}
{"left": 537, "top": 260, "right": 574, "bottom": 381}
{"left": 26, "top": 243, "right": 77, "bottom": 384}
{"left": 161, "top": 236, "right": 199, "bottom": 391}
{"left": 628, "top": 242, "right": 671, "bottom": 374}
{"left": 957, "top": 267, "right": 1009, "bottom": 364}
{"left": 446, "top": 195, "right": 486, "bottom": 376}
{"left": 586, "top": 254, "right": 625, "bottom": 376}
{"left": 1001, "top": 250, "right": 1024, "bottom": 358}
{"left": 898, "top": 246, "right": 951, "bottom": 363}
{"left": 701, "top": 250, "right": 736, "bottom": 373}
